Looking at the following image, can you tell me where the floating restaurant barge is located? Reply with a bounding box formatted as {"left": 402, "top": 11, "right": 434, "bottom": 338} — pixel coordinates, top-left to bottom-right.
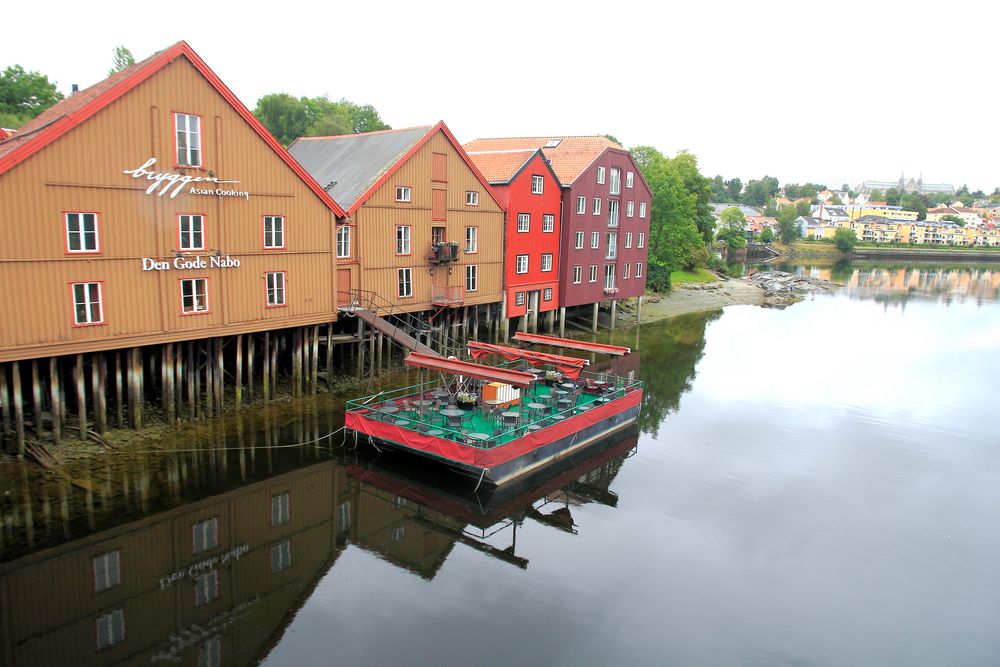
{"left": 345, "top": 333, "right": 642, "bottom": 486}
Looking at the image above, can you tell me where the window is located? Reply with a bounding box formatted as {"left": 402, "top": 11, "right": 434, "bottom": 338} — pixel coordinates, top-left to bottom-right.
{"left": 591, "top": 231, "right": 600, "bottom": 249}
{"left": 543, "top": 288, "right": 553, "bottom": 301}
{"left": 179, "top": 214, "right": 205, "bottom": 251}
{"left": 573, "top": 266, "right": 582, "bottom": 284}
{"left": 541, "top": 253, "right": 553, "bottom": 272}
{"left": 605, "top": 264, "right": 616, "bottom": 290}
{"left": 271, "top": 541, "right": 292, "bottom": 573}
{"left": 592, "top": 197, "right": 601, "bottom": 215}
{"left": 517, "top": 213, "right": 530, "bottom": 232}
{"left": 397, "top": 268, "right": 412, "bottom": 298}
{"left": 271, "top": 492, "right": 290, "bottom": 526}
{"left": 338, "top": 501, "right": 351, "bottom": 532}
{"left": 515, "top": 254, "right": 528, "bottom": 274}
{"left": 92, "top": 550, "right": 121, "bottom": 592}
{"left": 637, "top": 232, "right": 645, "bottom": 248}
{"left": 597, "top": 166, "right": 606, "bottom": 184}
{"left": 575, "top": 231, "right": 584, "bottom": 249}
{"left": 577, "top": 196, "right": 586, "bottom": 214}
{"left": 192, "top": 517, "right": 218, "bottom": 554}
{"left": 194, "top": 570, "right": 219, "bottom": 606}
{"left": 542, "top": 214, "right": 555, "bottom": 232}
{"left": 625, "top": 232, "right": 633, "bottom": 248}
{"left": 96, "top": 609, "right": 125, "bottom": 650}
{"left": 531, "top": 175, "right": 544, "bottom": 194}
{"left": 466, "top": 191, "right": 479, "bottom": 206}
{"left": 609, "top": 168, "right": 621, "bottom": 195}
{"left": 181, "top": 278, "right": 209, "bottom": 315}
{"left": 626, "top": 171, "right": 634, "bottom": 188}
{"left": 432, "top": 226, "right": 445, "bottom": 245}
{"left": 589, "top": 265, "right": 598, "bottom": 282}
{"left": 175, "top": 112, "right": 202, "bottom": 167}
{"left": 608, "top": 200, "right": 619, "bottom": 227}
{"left": 392, "top": 525, "right": 406, "bottom": 542}
{"left": 336, "top": 225, "right": 350, "bottom": 258}
{"left": 636, "top": 262, "right": 643, "bottom": 278}
{"left": 607, "top": 232, "right": 618, "bottom": 259}
{"left": 395, "top": 186, "right": 411, "bottom": 202}
{"left": 73, "top": 282, "right": 104, "bottom": 325}
{"left": 626, "top": 201, "right": 634, "bottom": 218}
{"left": 639, "top": 202, "right": 647, "bottom": 218}
{"left": 65, "top": 212, "right": 99, "bottom": 253}
{"left": 198, "top": 637, "right": 222, "bottom": 667}
{"left": 466, "top": 264, "right": 478, "bottom": 292}
{"left": 515, "top": 292, "right": 525, "bottom": 306}
{"left": 465, "top": 226, "right": 478, "bottom": 253}
{"left": 263, "top": 215, "right": 284, "bottom": 249}
{"left": 623, "top": 262, "right": 631, "bottom": 279}
{"left": 396, "top": 225, "right": 411, "bottom": 255}
{"left": 265, "top": 271, "right": 286, "bottom": 307}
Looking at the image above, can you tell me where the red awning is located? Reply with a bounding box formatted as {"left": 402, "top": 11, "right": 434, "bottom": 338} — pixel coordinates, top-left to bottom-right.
{"left": 404, "top": 352, "right": 536, "bottom": 388}
{"left": 512, "top": 332, "right": 631, "bottom": 356}
{"left": 467, "top": 341, "right": 588, "bottom": 380}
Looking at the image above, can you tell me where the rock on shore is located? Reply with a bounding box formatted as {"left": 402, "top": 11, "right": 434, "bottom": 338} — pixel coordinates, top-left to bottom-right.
{"left": 749, "top": 271, "right": 839, "bottom": 308}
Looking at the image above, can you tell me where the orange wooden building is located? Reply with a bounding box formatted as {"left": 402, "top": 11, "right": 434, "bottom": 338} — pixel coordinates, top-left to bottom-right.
{"left": 0, "top": 42, "right": 352, "bottom": 450}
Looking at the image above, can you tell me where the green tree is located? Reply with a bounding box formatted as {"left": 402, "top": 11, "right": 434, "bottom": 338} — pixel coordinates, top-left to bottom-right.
{"left": 254, "top": 93, "right": 391, "bottom": 146}
{"left": 0, "top": 65, "right": 63, "bottom": 127}
{"left": 900, "top": 192, "right": 928, "bottom": 220}
{"left": 109, "top": 46, "right": 135, "bottom": 75}
{"left": 869, "top": 189, "right": 884, "bottom": 202}
{"left": 760, "top": 227, "right": 774, "bottom": 243}
{"left": 885, "top": 188, "right": 901, "bottom": 206}
{"left": 776, "top": 205, "right": 801, "bottom": 244}
{"left": 763, "top": 199, "right": 779, "bottom": 217}
{"left": 670, "top": 152, "right": 716, "bottom": 244}
{"left": 254, "top": 93, "right": 310, "bottom": 145}
{"left": 829, "top": 194, "right": 843, "bottom": 205}
{"left": 795, "top": 199, "right": 812, "bottom": 216}
{"left": 725, "top": 177, "right": 743, "bottom": 202}
{"left": 833, "top": 227, "right": 858, "bottom": 252}
{"left": 717, "top": 206, "right": 747, "bottom": 249}
{"left": 602, "top": 133, "right": 621, "bottom": 146}
{"left": 940, "top": 214, "right": 965, "bottom": 226}
{"left": 743, "top": 176, "right": 780, "bottom": 207}
{"left": 709, "top": 175, "right": 729, "bottom": 202}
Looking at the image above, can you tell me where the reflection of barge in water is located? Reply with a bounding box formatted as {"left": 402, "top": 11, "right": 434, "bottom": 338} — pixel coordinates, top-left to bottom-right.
{"left": 345, "top": 333, "right": 642, "bottom": 487}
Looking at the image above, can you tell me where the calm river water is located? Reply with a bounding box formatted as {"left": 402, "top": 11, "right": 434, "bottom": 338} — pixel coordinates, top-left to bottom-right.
{"left": 2, "top": 261, "right": 999, "bottom": 666}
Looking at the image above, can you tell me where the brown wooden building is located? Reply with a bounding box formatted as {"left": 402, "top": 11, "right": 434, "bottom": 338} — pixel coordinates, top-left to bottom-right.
{"left": 0, "top": 42, "right": 352, "bottom": 448}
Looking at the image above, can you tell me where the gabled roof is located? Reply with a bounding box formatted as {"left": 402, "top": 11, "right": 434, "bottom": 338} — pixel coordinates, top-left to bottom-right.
{"left": 464, "top": 148, "right": 562, "bottom": 188}
{"left": 462, "top": 136, "right": 621, "bottom": 185}
{"left": 289, "top": 121, "right": 503, "bottom": 216}
{"left": 0, "top": 41, "right": 346, "bottom": 217}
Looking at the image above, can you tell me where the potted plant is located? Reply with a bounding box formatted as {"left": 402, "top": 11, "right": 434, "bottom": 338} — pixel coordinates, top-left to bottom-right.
{"left": 544, "top": 370, "right": 561, "bottom": 386}
{"left": 447, "top": 240, "right": 460, "bottom": 261}
{"left": 455, "top": 391, "right": 477, "bottom": 410}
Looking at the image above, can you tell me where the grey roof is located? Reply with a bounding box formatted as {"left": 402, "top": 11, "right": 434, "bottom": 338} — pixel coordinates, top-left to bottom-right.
{"left": 288, "top": 126, "right": 431, "bottom": 211}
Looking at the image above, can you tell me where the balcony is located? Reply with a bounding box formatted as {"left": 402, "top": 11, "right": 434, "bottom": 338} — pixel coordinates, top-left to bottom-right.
{"left": 432, "top": 285, "right": 464, "bottom": 307}
{"left": 428, "top": 242, "right": 460, "bottom": 265}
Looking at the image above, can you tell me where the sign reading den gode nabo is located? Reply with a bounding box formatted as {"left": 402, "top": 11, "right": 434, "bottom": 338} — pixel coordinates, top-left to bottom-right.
{"left": 142, "top": 255, "right": 241, "bottom": 271}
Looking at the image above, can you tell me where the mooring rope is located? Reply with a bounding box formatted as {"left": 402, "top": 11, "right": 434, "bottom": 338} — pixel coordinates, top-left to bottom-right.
{"left": 471, "top": 466, "right": 490, "bottom": 494}
{"left": 86, "top": 426, "right": 349, "bottom": 455}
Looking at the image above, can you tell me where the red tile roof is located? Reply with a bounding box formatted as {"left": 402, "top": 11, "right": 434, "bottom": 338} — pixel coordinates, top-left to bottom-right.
{"left": 462, "top": 136, "right": 620, "bottom": 185}
{"left": 463, "top": 149, "right": 536, "bottom": 183}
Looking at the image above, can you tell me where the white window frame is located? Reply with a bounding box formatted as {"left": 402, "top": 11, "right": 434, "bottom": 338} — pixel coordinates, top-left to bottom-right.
{"left": 604, "top": 264, "right": 616, "bottom": 290}
{"left": 271, "top": 492, "right": 290, "bottom": 526}
{"left": 465, "top": 226, "right": 478, "bottom": 253}
{"left": 589, "top": 265, "right": 598, "bottom": 283}
{"left": 175, "top": 112, "right": 202, "bottom": 167}
{"left": 515, "top": 254, "right": 529, "bottom": 274}
{"left": 194, "top": 570, "right": 219, "bottom": 606}
{"left": 531, "top": 175, "right": 544, "bottom": 194}
{"left": 515, "top": 292, "right": 525, "bottom": 306}
{"left": 575, "top": 231, "right": 584, "bottom": 249}
{"left": 639, "top": 202, "right": 647, "bottom": 218}
{"left": 517, "top": 213, "right": 530, "bottom": 232}
{"left": 73, "top": 282, "right": 104, "bottom": 325}
{"left": 336, "top": 225, "right": 350, "bottom": 258}
{"left": 466, "top": 264, "right": 478, "bottom": 292}
{"left": 625, "top": 232, "right": 633, "bottom": 248}
{"left": 541, "top": 253, "right": 553, "bottom": 272}
{"left": 266, "top": 271, "right": 286, "bottom": 307}
{"left": 623, "top": 262, "right": 631, "bottom": 279}
{"left": 637, "top": 232, "right": 645, "bottom": 248}
{"left": 608, "top": 199, "right": 619, "bottom": 227}
{"left": 92, "top": 550, "right": 121, "bottom": 592}
{"left": 395, "top": 186, "right": 412, "bottom": 202}
{"left": 609, "top": 168, "right": 621, "bottom": 195}
{"left": 543, "top": 288, "right": 553, "bottom": 301}
{"left": 577, "top": 196, "right": 586, "bottom": 214}
{"left": 65, "top": 212, "right": 99, "bottom": 253}
{"left": 542, "top": 214, "right": 555, "bottom": 232}
{"left": 596, "top": 166, "right": 606, "bottom": 184}
{"left": 96, "top": 609, "right": 125, "bottom": 650}
{"left": 263, "top": 215, "right": 284, "bottom": 249}
{"left": 626, "top": 171, "right": 634, "bottom": 188}
{"left": 271, "top": 541, "right": 292, "bottom": 573}
{"left": 593, "top": 197, "right": 601, "bottom": 215}
{"left": 181, "top": 278, "right": 209, "bottom": 315}
{"left": 465, "top": 191, "right": 479, "bottom": 206}
{"left": 396, "top": 225, "right": 411, "bottom": 255}
{"left": 192, "top": 517, "right": 218, "bottom": 554}
{"left": 397, "top": 268, "right": 413, "bottom": 298}
{"left": 179, "top": 214, "right": 205, "bottom": 251}
{"left": 607, "top": 232, "right": 618, "bottom": 259}
{"left": 626, "top": 201, "right": 635, "bottom": 218}
{"left": 591, "top": 231, "right": 600, "bottom": 249}
{"left": 636, "top": 262, "right": 643, "bottom": 278}
{"left": 198, "top": 637, "right": 222, "bottom": 667}
{"left": 573, "top": 266, "right": 582, "bottom": 284}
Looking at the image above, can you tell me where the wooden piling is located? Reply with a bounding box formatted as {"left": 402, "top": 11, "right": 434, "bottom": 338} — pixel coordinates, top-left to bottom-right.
{"left": 270, "top": 332, "right": 278, "bottom": 394}
{"left": 114, "top": 352, "right": 124, "bottom": 428}
{"left": 49, "top": 357, "right": 61, "bottom": 444}
{"left": 292, "top": 329, "right": 303, "bottom": 397}
{"left": 0, "top": 364, "right": 10, "bottom": 443}
{"left": 214, "top": 337, "right": 224, "bottom": 415}
{"left": 311, "top": 325, "right": 320, "bottom": 394}
{"left": 592, "top": 302, "right": 599, "bottom": 333}
{"left": 263, "top": 331, "right": 271, "bottom": 402}
{"left": 74, "top": 355, "right": 86, "bottom": 441}
{"left": 186, "top": 342, "right": 196, "bottom": 419}
{"left": 368, "top": 326, "right": 376, "bottom": 378}
{"left": 130, "top": 347, "right": 143, "bottom": 428}
{"left": 559, "top": 306, "right": 566, "bottom": 337}
{"left": 610, "top": 299, "right": 617, "bottom": 331}
{"left": 174, "top": 344, "right": 183, "bottom": 421}
{"left": 163, "top": 344, "right": 175, "bottom": 424}
{"left": 356, "top": 321, "right": 365, "bottom": 380}
{"left": 12, "top": 362, "right": 25, "bottom": 454}
{"left": 31, "top": 360, "right": 43, "bottom": 440}
{"left": 247, "top": 334, "right": 254, "bottom": 400}
{"left": 325, "top": 324, "right": 334, "bottom": 388}
{"left": 235, "top": 334, "right": 243, "bottom": 411}
{"left": 90, "top": 354, "right": 105, "bottom": 435}
{"left": 204, "top": 340, "right": 213, "bottom": 418}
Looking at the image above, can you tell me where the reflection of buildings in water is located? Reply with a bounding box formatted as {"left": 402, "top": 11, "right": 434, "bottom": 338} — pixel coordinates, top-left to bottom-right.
{"left": 0, "top": 427, "right": 638, "bottom": 665}
{"left": 844, "top": 267, "right": 1000, "bottom": 302}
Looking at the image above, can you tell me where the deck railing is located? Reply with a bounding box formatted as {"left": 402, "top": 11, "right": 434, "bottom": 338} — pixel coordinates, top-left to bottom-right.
{"left": 431, "top": 284, "right": 464, "bottom": 307}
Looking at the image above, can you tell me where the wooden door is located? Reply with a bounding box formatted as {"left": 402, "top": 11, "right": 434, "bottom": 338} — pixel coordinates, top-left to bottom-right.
{"left": 337, "top": 269, "right": 352, "bottom": 306}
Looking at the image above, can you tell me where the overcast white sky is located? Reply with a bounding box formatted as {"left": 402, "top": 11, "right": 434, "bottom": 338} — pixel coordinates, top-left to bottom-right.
{"left": 4, "top": 0, "right": 997, "bottom": 192}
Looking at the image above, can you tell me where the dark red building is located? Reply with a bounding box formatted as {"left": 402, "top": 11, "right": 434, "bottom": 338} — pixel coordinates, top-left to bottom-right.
{"left": 463, "top": 148, "right": 562, "bottom": 332}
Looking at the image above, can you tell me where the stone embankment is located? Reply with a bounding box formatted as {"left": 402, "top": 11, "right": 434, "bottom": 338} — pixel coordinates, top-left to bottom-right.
{"left": 749, "top": 271, "right": 839, "bottom": 307}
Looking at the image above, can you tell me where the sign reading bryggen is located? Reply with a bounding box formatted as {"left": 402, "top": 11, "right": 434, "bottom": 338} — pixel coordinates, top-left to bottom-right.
{"left": 123, "top": 157, "right": 250, "bottom": 199}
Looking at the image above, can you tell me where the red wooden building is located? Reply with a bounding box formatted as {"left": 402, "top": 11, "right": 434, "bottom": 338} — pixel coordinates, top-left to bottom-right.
{"left": 464, "top": 148, "right": 562, "bottom": 333}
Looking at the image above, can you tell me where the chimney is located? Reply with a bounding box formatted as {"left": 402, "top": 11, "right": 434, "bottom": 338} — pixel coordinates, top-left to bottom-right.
{"left": 71, "top": 83, "right": 79, "bottom": 94}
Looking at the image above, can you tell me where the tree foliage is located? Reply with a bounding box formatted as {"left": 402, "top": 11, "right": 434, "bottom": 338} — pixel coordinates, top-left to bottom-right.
{"left": 833, "top": 227, "right": 858, "bottom": 253}
{"left": 253, "top": 93, "right": 390, "bottom": 145}
{"left": 0, "top": 65, "right": 63, "bottom": 127}
{"left": 109, "top": 46, "right": 135, "bottom": 75}
{"left": 784, "top": 182, "right": 826, "bottom": 201}
{"left": 940, "top": 214, "right": 965, "bottom": 226}
{"left": 900, "top": 192, "right": 928, "bottom": 220}
{"left": 760, "top": 227, "right": 774, "bottom": 244}
{"left": 776, "top": 205, "right": 801, "bottom": 244}
{"left": 743, "top": 176, "right": 780, "bottom": 206}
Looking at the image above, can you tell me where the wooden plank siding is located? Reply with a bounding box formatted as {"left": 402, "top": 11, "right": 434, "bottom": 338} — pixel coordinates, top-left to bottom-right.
{"left": 0, "top": 55, "right": 343, "bottom": 363}
{"left": 355, "top": 130, "right": 503, "bottom": 312}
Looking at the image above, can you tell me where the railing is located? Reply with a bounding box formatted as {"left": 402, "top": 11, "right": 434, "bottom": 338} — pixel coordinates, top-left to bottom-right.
{"left": 432, "top": 285, "right": 464, "bottom": 307}
{"left": 340, "top": 288, "right": 465, "bottom": 358}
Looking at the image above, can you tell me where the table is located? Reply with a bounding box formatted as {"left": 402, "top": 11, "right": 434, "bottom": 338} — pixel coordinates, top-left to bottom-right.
{"left": 468, "top": 432, "right": 491, "bottom": 443}
{"left": 552, "top": 414, "right": 566, "bottom": 421}
{"left": 440, "top": 409, "right": 465, "bottom": 419}
{"left": 559, "top": 382, "right": 576, "bottom": 391}
{"left": 428, "top": 428, "right": 444, "bottom": 437}
{"left": 430, "top": 389, "right": 450, "bottom": 398}
{"left": 556, "top": 398, "right": 573, "bottom": 410}
{"left": 550, "top": 388, "right": 567, "bottom": 397}
{"left": 411, "top": 399, "right": 435, "bottom": 408}
{"left": 393, "top": 418, "right": 410, "bottom": 426}
{"left": 501, "top": 411, "right": 520, "bottom": 427}
{"left": 483, "top": 399, "right": 504, "bottom": 407}
{"left": 527, "top": 424, "right": 542, "bottom": 432}
{"left": 576, "top": 403, "right": 592, "bottom": 412}
{"left": 380, "top": 405, "right": 400, "bottom": 415}
{"left": 526, "top": 402, "right": 547, "bottom": 420}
